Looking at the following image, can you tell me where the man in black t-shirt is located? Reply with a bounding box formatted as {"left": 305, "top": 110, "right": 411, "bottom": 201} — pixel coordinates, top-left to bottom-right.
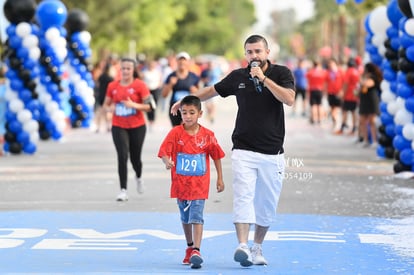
{"left": 171, "top": 35, "right": 295, "bottom": 267}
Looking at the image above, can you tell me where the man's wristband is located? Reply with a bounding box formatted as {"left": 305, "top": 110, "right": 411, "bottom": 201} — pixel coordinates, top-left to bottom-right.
{"left": 262, "top": 76, "right": 267, "bottom": 83}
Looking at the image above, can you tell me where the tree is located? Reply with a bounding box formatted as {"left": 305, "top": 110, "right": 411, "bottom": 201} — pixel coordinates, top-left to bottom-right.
{"left": 54, "top": 0, "right": 255, "bottom": 60}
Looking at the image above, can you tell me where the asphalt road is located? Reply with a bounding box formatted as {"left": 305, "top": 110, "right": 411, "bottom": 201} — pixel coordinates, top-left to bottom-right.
{"left": 1, "top": 97, "right": 413, "bottom": 218}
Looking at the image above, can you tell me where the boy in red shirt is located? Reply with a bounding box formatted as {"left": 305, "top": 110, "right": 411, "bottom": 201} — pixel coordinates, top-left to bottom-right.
{"left": 158, "top": 95, "right": 225, "bottom": 269}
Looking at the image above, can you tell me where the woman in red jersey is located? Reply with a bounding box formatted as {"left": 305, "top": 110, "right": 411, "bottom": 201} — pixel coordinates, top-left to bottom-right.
{"left": 104, "top": 57, "right": 155, "bottom": 201}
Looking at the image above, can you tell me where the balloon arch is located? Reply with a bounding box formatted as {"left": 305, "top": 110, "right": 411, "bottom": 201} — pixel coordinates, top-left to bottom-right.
{"left": 2, "top": 0, "right": 94, "bottom": 155}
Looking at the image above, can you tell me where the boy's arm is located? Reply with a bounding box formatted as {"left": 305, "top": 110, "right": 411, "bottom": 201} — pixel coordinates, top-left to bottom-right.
{"left": 161, "top": 155, "right": 174, "bottom": 170}
{"left": 213, "top": 158, "right": 224, "bottom": 193}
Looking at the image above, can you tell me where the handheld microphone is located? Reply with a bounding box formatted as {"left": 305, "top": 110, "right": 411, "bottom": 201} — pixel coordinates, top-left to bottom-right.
{"left": 250, "top": 61, "right": 262, "bottom": 93}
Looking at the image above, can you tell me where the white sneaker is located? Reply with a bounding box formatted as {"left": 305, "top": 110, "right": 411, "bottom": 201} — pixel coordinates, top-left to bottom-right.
{"left": 116, "top": 189, "right": 128, "bottom": 201}
{"left": 233, "top": 244, "right": 253, "bottom": 267}
{"left": 136, "top": 178, "right": 144, "bottom": 194}
{"left": 251, "top": 245, "right": 268, "bottom": 265}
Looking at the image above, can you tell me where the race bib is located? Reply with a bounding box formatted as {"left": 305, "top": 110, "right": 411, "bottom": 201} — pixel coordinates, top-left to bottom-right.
{"left": 115, "top": 103, "right": 136, "bottom": 117}
{"left": 176, "top": 153, "right": 206, "bottom": 176}
{"left": 173, "top": 90, "right": 190, "bottom": 102}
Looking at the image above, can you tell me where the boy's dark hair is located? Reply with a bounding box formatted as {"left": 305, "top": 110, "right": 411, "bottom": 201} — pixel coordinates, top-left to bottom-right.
{"left": 180, "top": 95, "right": 202, "bottom": 111}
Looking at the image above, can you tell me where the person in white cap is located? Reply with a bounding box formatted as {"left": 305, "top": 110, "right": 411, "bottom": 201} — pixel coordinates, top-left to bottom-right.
{"left": 161, "top": 52, "right": 200, "bottom": 126}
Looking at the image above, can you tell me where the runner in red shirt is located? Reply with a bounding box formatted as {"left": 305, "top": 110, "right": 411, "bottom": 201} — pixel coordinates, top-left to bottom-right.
{"left": 325, "top": 58, "right": 344, "bottom": 132}
{"left": 336, "top": 58, "right": 360, "bottom": 135}
{"left": 306, "top": 60, "right": 326, "bottom": 124}
{"left": 104, "top": 57, "right": 155, "bottom": 201}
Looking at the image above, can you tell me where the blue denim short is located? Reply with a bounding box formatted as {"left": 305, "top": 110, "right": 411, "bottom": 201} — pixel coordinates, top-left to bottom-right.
{"left": 177, "top": 199, "right": 205, "bottom": 224}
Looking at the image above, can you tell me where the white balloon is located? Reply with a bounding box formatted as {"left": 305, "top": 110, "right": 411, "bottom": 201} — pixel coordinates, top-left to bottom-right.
{"left": 369, "top": 6, "right": 391, "bottom": 36}
{"left": 403, "top": 123, "right": 414, "bottom": 140}
{"left": 405, "top": 18, "right": 414, "bottom": 36}
{"left": 381, "top": 89, "right": 396, "bottom": 103}
{"left": 4, "top": 88, "right": 17, "bottom": 101}
{"left": 45, "top": 27, "right": 60, "bottom": 41}
{"left": 378, "top": 44, "right": 387, "bottom": 56}
{"left": 30, "top": 131, "right": 39, "bottom": 144}
{"left": 45, "top": 101, "right": 59, "bottom": 113}
{"left": 17, "top": 110, "right": 33, "bottom": 123}
{"left": 9, "top": 99, "right": 24, "bottom": 112}
{"left": 395, "top": 109, "right": 413, "bottom": 125}
{"left": 29, "top": 47, "right": 41, "bottom": 60}
{"left": 372, "top": 34, "right": 386, "bottom": 47}
{"left": 387, "top": 101, "right": 399, "bottom": 115}
{"left": 79, "top": 31, "right": 91, "bottom": 44}
{"left": 23, "top": 120, "right": 39, "bottom": 133}
{"left": 396, "top": 97, "right": 406, "bottom": 109}
{"left": 16, "top": 22, "right": 32, "bottom": 37}
{"left": 22, "top": 34, "right": 39, "bottom": 48}
{"left": 381, "top": 81, "right": 391, "bottom": 93}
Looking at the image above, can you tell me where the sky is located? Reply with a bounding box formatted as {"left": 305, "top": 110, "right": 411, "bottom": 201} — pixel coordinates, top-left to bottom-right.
{"left": 252, "top": 0, "right": 315, "bottom": 32}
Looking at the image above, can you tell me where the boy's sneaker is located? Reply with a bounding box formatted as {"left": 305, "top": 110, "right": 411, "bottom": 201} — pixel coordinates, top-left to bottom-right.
{"left": 189, "top": 250, "right": 203, "bottom": 269}
{"left": 136, "top": 178, "right": 144, "bottom": 194}
{"left": 116, "top": 189, "right": 128, "bottom": 201}
{"left": 251, "top": 245, "right": 268, "bottom": 265}
{"left": 233, "top": 244, "right": 253, "bottom": 267}
{"left": 182, "top": 247, "right": 194, "bottom": 265}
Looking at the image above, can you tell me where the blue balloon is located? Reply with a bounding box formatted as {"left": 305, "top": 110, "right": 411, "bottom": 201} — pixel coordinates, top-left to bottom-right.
{"left": 393, "top": 135, "right": 411, "bottom": 151}
{"left": 406, "top": 97, "right": 414, "bottom": 112}
{"left": 8, "top": 120, "right": 23, "bottom": 133}
{"left": 397, "top": 83, "right": 413, "bottom": 98}
{"left": 381, "top": 112, "right": 394, "bottom": 125}
{"left": 10, "top": 78, "right": 23, "bottom": 91}
{"left": 390, "top": 37, "right": 400, "bottom": 50}
{"left": 387, "top": 0, "right": 404, "bottom": 27}
{"left": 385, "top": 123, "right": 396, "bottom": 137}
{"left": 386, "top": 26, "right": 399, "bottom": 38}
{"left": 23, "top": 142, "right": 36, "bottom": 154}
{"left": 400, "top": 33, "right": 414, "bottom": 49}
{"left": 406, "top": 45, "right": 414, "bottom": 62}
{"left": 395, "top": 124, "right": 404, "bottom": 136}
{"left": 17, "top": 131, "right": 30, "bottom": 144}
{"left": 377, "top": 145, "right": 386, "bottom": 158}
{"left": 365, "top": 14, "right": 373, "bottom": 35}
{"left": 400, "top": 148, "right": 413, "bottom": 165}
{"left": 36, "top": 0, "right": 68, "bottom": 30}
{"left": 6, "top": 24, "right": 16, "bottom": 37}
{"left": 383, "top": 69, "right": 397, "bottom": 82}
{"left": 8, "top": 35, "right": 22, "bottom": 49}
{"left": 3, "top": 142, "right": 10, "bottom": 153}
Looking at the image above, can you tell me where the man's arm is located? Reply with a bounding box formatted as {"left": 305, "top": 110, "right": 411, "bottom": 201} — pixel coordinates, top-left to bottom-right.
{"left": 171, "top": 86, "right": 218, "bottom": 115}
{"left": 262, "top": 77, "right": 295, "bottom": 106}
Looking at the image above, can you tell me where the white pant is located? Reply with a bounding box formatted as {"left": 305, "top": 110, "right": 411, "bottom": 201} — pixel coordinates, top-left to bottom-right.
{"left": 231, "top": 149, "right": 285, "bottom": 227}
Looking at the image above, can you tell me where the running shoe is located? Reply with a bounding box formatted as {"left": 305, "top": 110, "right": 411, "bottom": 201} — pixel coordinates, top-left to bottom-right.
{"left": 189, "top": 249, "right": 203, "bottom": 269}
{"left": 234, "top": 244, "right": 253, "bottom": 267}
{"left": 116, "top": 189, "right": 128, "bottom": 201}
{"left": 182, "top": 247, "right": 193, "bottom": 265}
{"left": 136, "top": 178, "right": 144, "bottom": 194}
{"left": 251, "top": 245, "right": 268, "bottom": 265}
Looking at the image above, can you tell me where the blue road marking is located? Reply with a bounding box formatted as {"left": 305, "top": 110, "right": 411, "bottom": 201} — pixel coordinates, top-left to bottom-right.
{"left": 0, "top": 211, "right": 413, "bottom": 274}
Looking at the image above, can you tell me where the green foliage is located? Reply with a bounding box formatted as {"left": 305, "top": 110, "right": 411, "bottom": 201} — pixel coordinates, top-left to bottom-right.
{"left": 57, "top": 0, "right": 255, "bottom": 61}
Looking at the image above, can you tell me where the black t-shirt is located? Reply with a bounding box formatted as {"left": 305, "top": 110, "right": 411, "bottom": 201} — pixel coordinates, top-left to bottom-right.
{"left": 214, "top": 61, "right": 295, "bottom": 155}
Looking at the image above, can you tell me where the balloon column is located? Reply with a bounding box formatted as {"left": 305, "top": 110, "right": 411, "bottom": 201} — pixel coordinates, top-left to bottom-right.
{"left": 2, "top": 0, "right": 40, "bottom": 154}
{"left": 34, "top": 0, "right": 68, "bottom": 141}
{"left": 391, "top": 0, "right": 414, "bottom": 173}
{"left": 65, "top": 9, "right": 95, "bottom": 128}
{"left": 372, "top": 1, "right": 403, "bottom": 163}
